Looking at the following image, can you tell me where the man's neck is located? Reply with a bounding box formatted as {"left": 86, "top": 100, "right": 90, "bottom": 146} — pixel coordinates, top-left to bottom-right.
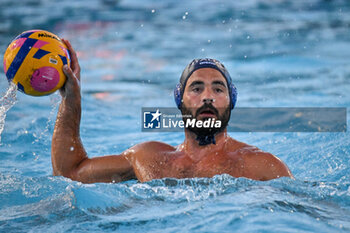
{"left": 179, "top": 130, "right": 229, "bottom": 162}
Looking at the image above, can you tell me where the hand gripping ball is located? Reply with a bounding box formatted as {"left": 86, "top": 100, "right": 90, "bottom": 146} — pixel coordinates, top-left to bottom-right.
{"left": 3, "top": 30, "right": 70, "bottom": 96}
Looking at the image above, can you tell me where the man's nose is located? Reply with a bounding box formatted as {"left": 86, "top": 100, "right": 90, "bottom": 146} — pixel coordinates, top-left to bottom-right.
{"left": 201, "top": 88, "right": 215, "bottom": 104}
{"left": 203, "top": 98, "right": 215, "bottom": 104}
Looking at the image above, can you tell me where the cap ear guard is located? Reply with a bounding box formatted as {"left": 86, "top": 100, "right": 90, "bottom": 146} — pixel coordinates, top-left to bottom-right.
{"left": 174, "top": 83, "right": 182, "bottom": 109}
{"left": 230, "top": 83, "right": 237, "bottom": 109}
{"left": 174, "top": 82, "right": 238, "bottom": 110}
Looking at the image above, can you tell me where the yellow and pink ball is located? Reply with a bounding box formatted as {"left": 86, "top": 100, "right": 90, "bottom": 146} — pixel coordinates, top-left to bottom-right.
{"left": 3, "top": 30, "right": 70, "bottom": 96}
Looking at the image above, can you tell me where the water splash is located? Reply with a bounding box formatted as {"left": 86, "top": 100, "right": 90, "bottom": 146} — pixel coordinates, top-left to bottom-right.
{"left": 0, "top": 83, "right": 17, "bottom": 143}
{"left": 32, "top": 92, "right": 61, "bottom": 146}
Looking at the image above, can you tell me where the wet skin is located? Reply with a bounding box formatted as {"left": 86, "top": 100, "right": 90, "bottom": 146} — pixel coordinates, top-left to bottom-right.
{"left": 51, "top": 40, "right": 293, "bottom": 183}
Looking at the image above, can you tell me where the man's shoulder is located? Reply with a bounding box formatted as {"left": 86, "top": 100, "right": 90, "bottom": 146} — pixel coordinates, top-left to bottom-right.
{"left": 122, "top": 141, "right": 176, "bottom": 158}
{"left": 226, "top": 137, "right": 260, "bottom": 153}
{"left": 227, "top": 138, "right": 279, "bottom": 162}
{"left": 226, "top": 137, "right": 292, "bottom": 180}
{"left": 134, "top": 141, "right": 175, "bottom": 151}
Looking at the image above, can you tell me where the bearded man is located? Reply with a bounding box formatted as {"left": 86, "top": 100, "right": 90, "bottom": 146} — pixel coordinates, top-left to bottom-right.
{"left": 51, "top": 39, "right": 293, "bottom": 183}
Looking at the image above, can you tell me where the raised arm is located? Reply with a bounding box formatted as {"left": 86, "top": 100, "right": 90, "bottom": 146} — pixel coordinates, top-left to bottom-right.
{"left": 51, "top": 39, "right": 135, "bottom": 183}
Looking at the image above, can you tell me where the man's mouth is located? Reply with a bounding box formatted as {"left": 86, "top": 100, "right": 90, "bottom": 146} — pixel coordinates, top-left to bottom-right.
{"left": 197, "top": 108, "right": 217, "bottom": 118}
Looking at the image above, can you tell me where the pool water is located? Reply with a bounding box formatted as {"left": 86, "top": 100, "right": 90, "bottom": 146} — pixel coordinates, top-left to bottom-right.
{"left": 1, "top": 0, "right": 350, "bottom": 232}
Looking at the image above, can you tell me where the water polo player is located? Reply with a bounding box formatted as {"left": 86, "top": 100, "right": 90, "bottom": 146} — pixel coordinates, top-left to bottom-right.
{"left": 51, "top": 39, "right": 293, "bottom": 183}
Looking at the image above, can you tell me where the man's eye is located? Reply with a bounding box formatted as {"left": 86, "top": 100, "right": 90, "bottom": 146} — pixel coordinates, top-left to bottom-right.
{"left": 215, "top": 88, "right": 223, "bottom": 93}
{"left": 192, "top": 87, "right": 200, "bottom": 92}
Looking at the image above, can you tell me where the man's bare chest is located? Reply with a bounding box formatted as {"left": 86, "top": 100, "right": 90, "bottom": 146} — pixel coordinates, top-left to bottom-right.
{"left": 157, "top": 153, "right": 245, "bottom": 179}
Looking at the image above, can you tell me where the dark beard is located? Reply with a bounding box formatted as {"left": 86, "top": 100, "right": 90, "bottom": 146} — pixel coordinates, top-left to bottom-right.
{"left": 181, "top": 103, "right": 231, "bottom": 146}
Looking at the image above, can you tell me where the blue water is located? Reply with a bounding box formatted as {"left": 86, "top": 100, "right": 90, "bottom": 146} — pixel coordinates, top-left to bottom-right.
{"left": 1, "top": 0, "right": 350, "bottom": 232}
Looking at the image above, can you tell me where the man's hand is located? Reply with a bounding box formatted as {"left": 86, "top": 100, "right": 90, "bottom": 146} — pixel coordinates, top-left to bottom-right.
{"left": 60, "top": 38, "right": 81, "bottom": 100}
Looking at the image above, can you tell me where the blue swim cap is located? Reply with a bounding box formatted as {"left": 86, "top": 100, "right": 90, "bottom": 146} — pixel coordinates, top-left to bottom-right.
{"left": 174, "top": 58, "right": 237, "bottom": 109}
